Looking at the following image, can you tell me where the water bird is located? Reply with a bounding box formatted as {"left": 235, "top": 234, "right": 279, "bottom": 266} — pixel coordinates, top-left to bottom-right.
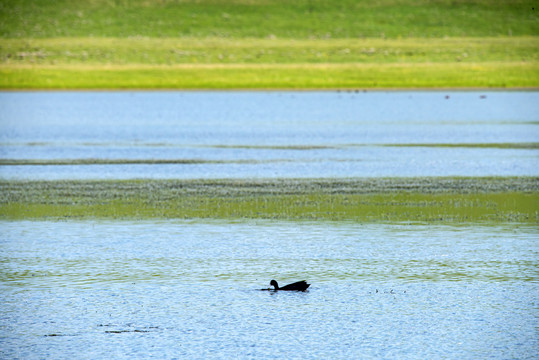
{"left": 267, "top": 279, "right": 310, "bottom": 291}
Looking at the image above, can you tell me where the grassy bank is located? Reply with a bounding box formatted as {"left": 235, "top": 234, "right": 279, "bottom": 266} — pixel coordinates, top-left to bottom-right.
{"left": 2, "top": 62, "right": 536, "bottom": 89}
{"left": 1, "top": 178, "right": 537, "bottom": 222}
{"left": 1, "top": 0, "right": 537, "bottom": 89}
{"left": 1, "top": 0, "right": 537, "bottom": 39}
{"left": 3, "top": 37, "right": 537, "bottom": 65}
{"left": 1, "top": 37, "right": 537, "bottom": 89}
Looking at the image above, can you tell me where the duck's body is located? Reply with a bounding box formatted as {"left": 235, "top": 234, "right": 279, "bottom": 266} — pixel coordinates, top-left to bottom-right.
{"left": 269, "top": 279, "right": 310, "bottom": 291}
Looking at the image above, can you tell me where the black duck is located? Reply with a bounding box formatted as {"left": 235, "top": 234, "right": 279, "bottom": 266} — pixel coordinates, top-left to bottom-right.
{"left": 268, "top": 279, "right": 310, "bottom": 291}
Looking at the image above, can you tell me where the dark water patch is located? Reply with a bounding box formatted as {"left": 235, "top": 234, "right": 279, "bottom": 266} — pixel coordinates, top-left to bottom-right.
{"left": 104, "top": 329, "right": 152, "bottom": 334}
{"left": 385, "top": 142, "right": 539, "bottom": 149}
{"left": 211, "top": 144, "right": 338, "bottom": 150}
{"left": 0, "top": 158, "right": 296, "bottom": 166}
{"left": 99, "top": 323, "right": 160, "bottom": 334}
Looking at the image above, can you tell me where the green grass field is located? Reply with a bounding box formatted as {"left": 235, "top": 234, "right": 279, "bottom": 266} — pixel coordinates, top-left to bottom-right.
{"left": 0, "top": 0, "right": 537, "bottom": 89}
{"left": 1, "top": 178, "right": 537, "bottom": 222}
{"left": 1, "top": 0, "right": 537, "bottom": 39}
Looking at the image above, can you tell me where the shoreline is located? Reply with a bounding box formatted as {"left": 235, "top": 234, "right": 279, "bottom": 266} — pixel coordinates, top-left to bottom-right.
{"left": 2, "top": 65, "right": 535, "bottom": 89}
{"left": 1, "top": 87, "right": 538, "bottom": 92}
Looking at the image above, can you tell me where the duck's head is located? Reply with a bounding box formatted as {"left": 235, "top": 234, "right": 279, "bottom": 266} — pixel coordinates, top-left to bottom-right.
{"left": 270, "top": 280, "right": 279, "bottom": 289}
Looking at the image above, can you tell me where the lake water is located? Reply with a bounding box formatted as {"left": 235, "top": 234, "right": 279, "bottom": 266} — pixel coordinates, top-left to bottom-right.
{"left": 0, "top": 91, "right": 538, "bottom": 179}
{"left": 0, "top": 220, "right": 537, "bottom": 359}
{"left": 1, "top": 91, "right": 538, "bottom": 359}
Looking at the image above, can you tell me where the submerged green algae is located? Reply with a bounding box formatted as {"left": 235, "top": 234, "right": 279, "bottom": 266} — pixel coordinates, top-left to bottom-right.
{"left": 1, "top": 178, "right": 537, "bottom": 222}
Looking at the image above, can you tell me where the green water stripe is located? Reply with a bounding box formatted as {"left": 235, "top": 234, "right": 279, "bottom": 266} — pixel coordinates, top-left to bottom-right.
{"left": 1, "top": 178, "right": 537, "bottom": 222}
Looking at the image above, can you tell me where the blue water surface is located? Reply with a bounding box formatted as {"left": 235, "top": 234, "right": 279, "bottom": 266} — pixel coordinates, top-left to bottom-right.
{"left": 1, "top": 91, "right": 538, "bottom": 359}
{"left": 0, "top": 221, "right": 537, "bottom": 359}
{"left": 1, "top": 91, "right": 537, "bottom": 179}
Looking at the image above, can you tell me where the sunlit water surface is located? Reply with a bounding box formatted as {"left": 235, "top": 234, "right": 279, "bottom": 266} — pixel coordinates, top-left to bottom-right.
{"left": 1, "top": 91, "right": 538, "bottom": 179}
{"left": 1, "top": 91, "right": 538, "bottom": 359}
{"left": 1, "top": 220, "right": 537, "bottom": 359}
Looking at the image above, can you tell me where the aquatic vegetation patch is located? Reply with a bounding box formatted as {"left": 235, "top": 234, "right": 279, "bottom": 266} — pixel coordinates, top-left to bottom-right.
{"left": 1, "top": 178, "right": 537, "bottom": 222}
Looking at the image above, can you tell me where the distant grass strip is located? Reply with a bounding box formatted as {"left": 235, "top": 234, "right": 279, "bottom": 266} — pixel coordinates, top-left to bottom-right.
{"left": 1, "top": 37, "right": 537, "bottom": 89}
{"left": 1, "top": 62, "right": 537, "bottom": 89}
{"left": 2, "top": 37, "right": 537, "bottom": 65}
{"left": 1, "top": 178, "right": 537, "bottom": 222}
